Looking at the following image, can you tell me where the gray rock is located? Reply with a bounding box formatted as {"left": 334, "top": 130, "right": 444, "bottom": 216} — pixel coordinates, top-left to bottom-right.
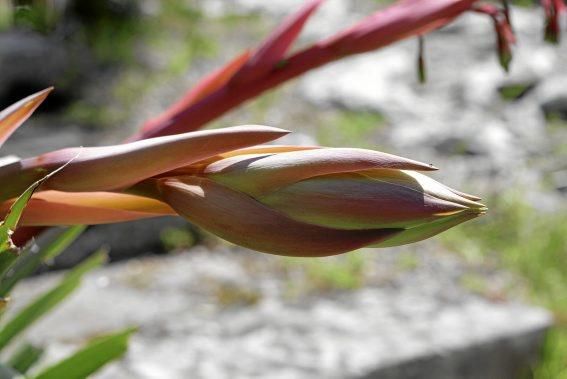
{"left": 536, "top": 75, "right": 567, "bottom": 119}
{"left": 9, "top": 247, "right": 552, "bottom": 379}
{"left": 44, "top": 217, "right": 196, "bottom": 270}
{"left": 299, "top": 47, "right": 416, "bottom": 118}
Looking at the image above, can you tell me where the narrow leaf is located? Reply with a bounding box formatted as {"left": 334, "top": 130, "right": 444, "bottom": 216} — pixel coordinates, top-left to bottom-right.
{"left": 0, "top": 226, "right": 86, "bottom": 297}
{"left": 0, "top": 153, "right": 79, "bottom": 251}
{"left": 230, "top": 0, "right": 324, "bottom": 84}
{"left": 0, "top": 250, "right": 106, "bottom": 351}
{"left": 417, "top": 35, "right": 426, "bottom": 83}
{"left": 7, "top": 343, "right": 44, "bottom": 374}
{"left": 0, "top": 88, "right": 52, "bottom": 149}
{"left": 32, "top": 327, "right": 135, "bottom": 379}
{"left": 0, "top": 253, "right": 18, "bottom": 284}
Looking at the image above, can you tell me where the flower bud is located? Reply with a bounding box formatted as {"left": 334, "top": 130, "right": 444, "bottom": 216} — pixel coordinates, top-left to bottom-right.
{"left": 158, "top": 147, "right": 485, "bottom": 257}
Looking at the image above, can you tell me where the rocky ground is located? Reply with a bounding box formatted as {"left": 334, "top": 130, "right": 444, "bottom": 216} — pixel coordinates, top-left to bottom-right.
{"left": 11, "top": 246, "right": 551, "bottom": 379}
{"left": 1, "top": 1, "right": 566, "bottom": 378}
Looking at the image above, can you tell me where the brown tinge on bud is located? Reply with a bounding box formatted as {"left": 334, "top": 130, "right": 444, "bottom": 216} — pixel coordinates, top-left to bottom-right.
{"left": 159, "top": 176, "right": 403, "bottom": 257}
{"left": 155, "top": 146, "right": 486, "bottom": 257}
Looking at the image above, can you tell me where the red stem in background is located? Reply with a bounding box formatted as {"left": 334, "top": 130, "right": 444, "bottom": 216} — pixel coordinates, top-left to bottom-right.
{"left": 130, "top": 0, "right": 478, "bottom": 141}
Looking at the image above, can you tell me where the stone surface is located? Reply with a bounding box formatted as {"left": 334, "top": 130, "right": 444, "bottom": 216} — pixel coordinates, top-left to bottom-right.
{"left": 9, "top": 247, "right": 552, "bottom": 379}
{"left": 46, "top": 217, "right": 195, "bottom": 270}
{"left": 536, "top": 75, "right": 567, "bottom": 119}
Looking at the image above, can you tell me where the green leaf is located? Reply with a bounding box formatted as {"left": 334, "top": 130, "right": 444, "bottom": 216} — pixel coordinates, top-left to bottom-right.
{"left": 0, "top": 253, "right": 18, "bottom": 286}
{"left": 0, "top": 226, "right": 86, "bottom": 297}
{"left": 0, "top": 178, "right": 47, "bottom": 253}
{"left": 0, "top": 153, "right": 80, "bottom": 253}
{"left": 0, "top": 249, "right": 107, "bottom": 352}
{"left": 417, "top": 35, "right": 426, "bottom": 84}
{"left": 6, "top": 343, "right": 44, "bottom": 374}
{"left": 32, "top": 327, "right": 136, "bottom": 379}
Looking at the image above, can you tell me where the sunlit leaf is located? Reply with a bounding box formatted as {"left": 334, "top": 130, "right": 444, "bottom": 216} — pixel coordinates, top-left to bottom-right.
{"left": 0, "top": 154, "right": 79, "bottom": 252}
{"left": 0, "top": 250, "right": 106, "bottom": 351}
{"left": 0, "top": 226, "right": 86, "bottom": 297}
{"left": 32, "top": 327, "right": 135, "bottom": 379}
{"left": 6, "top": 343, "right": 44, "bottom": 374}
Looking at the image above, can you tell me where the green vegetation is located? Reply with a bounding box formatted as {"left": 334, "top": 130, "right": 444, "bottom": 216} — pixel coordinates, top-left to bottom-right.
{"left": 441, "top": 194, "right": 567, "bottom": 378}
{"left": 0, "top": 226, "right": 133, "bottom": 377}
{"left": 11, "top": 1, "right": 58, "bottom": 33}
{"left": 396, "top": 251, "right": 419, "bottom": 272}
{"left": 498, "top": 83, "right": 534, "bottom": 101}
{"left": 160, "top": 226, "right": 197, "bottom": 251}
{"left": 283, "top": 253, "right": 367, "bottom": 295}
{"left": 213, "top": 283, "right": 262, "bottom": 308}
{"left": 317, "top": 110, "right": 387, "bottom": 148}
{"left": 0, "top": 2, "right": 12, "bottom": 30}
{"left": 63, "top": 0, "right": 217, "bottom": 129}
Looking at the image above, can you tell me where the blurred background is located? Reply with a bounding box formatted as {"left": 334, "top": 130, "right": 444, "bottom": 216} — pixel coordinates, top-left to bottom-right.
{"left": 0, "top": 0, "right": 566, "bottom": 378}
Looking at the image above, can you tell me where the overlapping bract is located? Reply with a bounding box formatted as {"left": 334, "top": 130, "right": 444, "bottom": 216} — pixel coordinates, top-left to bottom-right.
{"left": 156, "top": 147, "right": 486, "bottom": 256}
{"left": 0, "top": 88, "right": 486, "bottom": 257}
{"left": 0, "top": 0, "right": 517, "bottom": 256}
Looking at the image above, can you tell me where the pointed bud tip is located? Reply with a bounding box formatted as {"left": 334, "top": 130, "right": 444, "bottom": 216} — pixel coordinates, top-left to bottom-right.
{"left": 22, "top": 87, "right": 53, "bottom": 109}
{"left": 33, "top": 86, "right": 54, "bottom": 99}
{"left": 461, "top": 193, "right": 482, "bottom": 201}
{"left": 469, "top": 206, "right": 488, "bottom": 215}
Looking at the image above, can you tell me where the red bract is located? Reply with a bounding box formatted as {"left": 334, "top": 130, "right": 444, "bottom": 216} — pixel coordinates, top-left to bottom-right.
{"left": 542, "top": 0, "right": 566, "bottom": 43}
{"left": 473, "top": 3, "right": 516, "bottom": 71}
{"left": 0, "top": 87, "right": 52, "bottom": 148}
{"left": 132, "top": 0, "right": 480, "bottom": 140}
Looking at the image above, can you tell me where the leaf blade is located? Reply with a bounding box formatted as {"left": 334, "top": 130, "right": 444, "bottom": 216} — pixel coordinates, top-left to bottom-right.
{"left": 0, "top": 153, "right": 80, "bottom": 252}
{"left": 0, "top": 226, "right": 86, "bottom": 297}
{"left": 32, "top": 328, "right": 135, "bottom": 379}
{"left": 0, "top": 250, "right": 106, "bottom": 351}
{"left": 6, "top": 343, "right": 44, "bottom": 374}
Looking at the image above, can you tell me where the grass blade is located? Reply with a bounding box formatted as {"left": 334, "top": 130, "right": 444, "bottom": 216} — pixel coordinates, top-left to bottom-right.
{"left": 0, "top": 253, "right": 18, "bottom": 285}
{"left": 0, "top": 178, "right": 50, "bottom": 252}
{"left": 0, "top": 250, "right": 107, "bottom": 352}
{"left": 32, "top": 327, "right": 135, "bottom": 379}
{"left": 0, "top": 226, "right": 86, "bottom": 297}
{"left": 0, "top": 154, "right": 79, "bottom": 252}
{"left": 6, "top": 343, "right": 44, "bottom": 374}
